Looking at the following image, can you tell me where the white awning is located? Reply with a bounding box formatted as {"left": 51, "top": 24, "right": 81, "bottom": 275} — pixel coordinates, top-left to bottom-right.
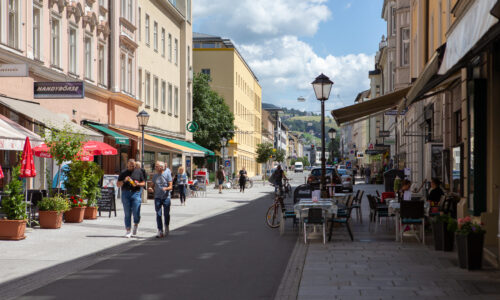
{"left": 439, "top": 0, "right": 499, "bottom": 75}
{"left": 0, "top": 97, "right": 103, "bottom": 141}
{"left": 0, "top": 114, "right": 43, "bottom": 151}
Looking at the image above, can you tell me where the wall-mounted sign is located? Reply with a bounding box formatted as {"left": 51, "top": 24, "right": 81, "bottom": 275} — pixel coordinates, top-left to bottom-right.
{"left": 34, "top": 82, "right": 84, "bottom": 99}
{"left": 0, "top": 64, "right": 28, "bottom": 77}
{"left": 379, "top": 130, "right": 390, "bottom": 137}
{"left": 186, "top": 121, "right": 199, "bottom": 132}
{"left": 385, "top": 109, "right": 407, "bottom": 116}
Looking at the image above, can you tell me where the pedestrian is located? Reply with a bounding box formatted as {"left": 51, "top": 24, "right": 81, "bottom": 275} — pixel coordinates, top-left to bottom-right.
{"left": 427, "top": 178, "right": 444, "bottom": 214}
{"left": 148, "top": 161, "right": 173, "bottom": 238}
{"left": 239, "top": 166, "right": 247, "bottom": 193}
{"left": 117, "top": 159, "right": 146, "bottom": 238}
{"left": 364, "top": 167, "right": 371, "bottom": 184}
{"left": 135, "top": 161, "right": 147, "bottom": 200}
{"left": 216, "top": 166, "right": 225, "bottom": 194}
{"left": 177, "top": 166, "right": 188, "bottom": 205}
{"left": 274, "top": 165, "right": 287, "bottom": 195}
{"left": 360, "top": 166, "right": 365, "bottom": 178}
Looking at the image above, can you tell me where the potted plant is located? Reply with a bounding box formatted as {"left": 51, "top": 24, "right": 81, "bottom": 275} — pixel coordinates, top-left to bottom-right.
{"left": 431, "top": 213, "right": 457, "bottom": 251}
{"left": 38, "top": 194, "right": 70, "bottom": 229}
{"left": 455, "top": 216, "right": 486, "bottom": 270}
{"left": 0, "top": 165, "right": 27, "bottom": 240}
{"left": 64, "top": 195, "right": 85, "bottom": 223}
{"left": 83, "top": 162, "right": 103, "bottom": 220}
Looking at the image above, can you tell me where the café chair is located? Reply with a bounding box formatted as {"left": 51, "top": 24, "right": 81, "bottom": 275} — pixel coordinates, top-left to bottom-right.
{"left": 352, "top": 190, "right": 364, "bottom": 223}
{"left": 400, "top": 200, "right": 425, "bottom": 244}
{"left": 328, "top": 195, "right": 354, "bottom": 241}
{"left": 303, "top": 208, "right": 326, "bottom": 244}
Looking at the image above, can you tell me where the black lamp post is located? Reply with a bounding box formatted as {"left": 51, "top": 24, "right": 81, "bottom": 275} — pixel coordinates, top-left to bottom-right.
{"left": 137, "top": 110, "right": 150, "bottom": 168}
{"left": 328, "top": 128, "right": 337, "bottom": 163}
{"left": 312, "top": 74, "right": 333, "bottom": 196}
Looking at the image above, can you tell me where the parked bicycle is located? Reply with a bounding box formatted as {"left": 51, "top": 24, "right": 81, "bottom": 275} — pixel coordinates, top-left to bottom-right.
{"left": 231, "top": 177, "right": 254, "bottom": 189}
{"left": 283, "top": 178, "right": 292, "bottom": 198}
{"left": 266, "top": 192, "right": 285, "bottom": 228}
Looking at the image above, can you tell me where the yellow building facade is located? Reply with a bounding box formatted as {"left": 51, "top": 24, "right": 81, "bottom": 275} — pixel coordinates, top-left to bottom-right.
{"left": 193, "top": 34, "right": 262, "bottom": 176}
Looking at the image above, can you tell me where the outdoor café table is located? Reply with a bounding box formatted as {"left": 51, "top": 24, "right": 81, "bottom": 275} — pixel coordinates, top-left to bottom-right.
{"left": 388, "top": 199, "right": 429, "bottom": 242}
{"left": 293, "top": 199, "right": 338, "bottom": 235}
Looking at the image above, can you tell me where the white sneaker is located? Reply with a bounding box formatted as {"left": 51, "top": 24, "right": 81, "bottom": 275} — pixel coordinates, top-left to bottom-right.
{"left": 124, "top": 231, "right": 132, "bottom": 238}
{"left": 156, "top": 230, "right": 164, "bottom": 238}
{"left": 132, "top": 225, "right": 138, "bottom": 237}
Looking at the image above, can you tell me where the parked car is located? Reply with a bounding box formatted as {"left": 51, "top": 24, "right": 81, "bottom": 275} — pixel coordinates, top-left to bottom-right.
{"left": 307, "top": 167, "right": 342, "bottom": 190}
{"left": 337, "top": 168, "right": 353, "bottom": 192}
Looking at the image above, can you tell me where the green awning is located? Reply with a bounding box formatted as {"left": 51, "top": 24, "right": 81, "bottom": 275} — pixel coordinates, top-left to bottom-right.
{"left": 153, "top": 135, "right": 214, "bottom": 156}
{"left": 87, "top": 123, "right": 130, "bottom": 145}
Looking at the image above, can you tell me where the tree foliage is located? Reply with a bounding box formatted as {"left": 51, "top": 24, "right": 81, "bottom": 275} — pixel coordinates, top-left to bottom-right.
{"left": 256, "top": 143, "right": 274, "bottom": 164}
{"left": 327, "top": 137, "right": 341, "bottom": 162}
{"left": 42, "top": 124, "right": 85, "bottom": 166}
{"left": 275, "top": 149, "right": 286, "bottom": 163}
{"left": 193, "top": 73, "right": 235, "bottom": 151}
{"left": 65, "top": 161, "right": 103, "bottom": 206}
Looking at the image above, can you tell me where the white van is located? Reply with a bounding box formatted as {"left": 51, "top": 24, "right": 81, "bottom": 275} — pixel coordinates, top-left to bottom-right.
{"left": 294, "top": 161, "right": 304, "bottom": 173}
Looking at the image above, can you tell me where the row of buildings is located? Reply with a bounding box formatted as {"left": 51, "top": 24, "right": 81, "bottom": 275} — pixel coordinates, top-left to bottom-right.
{"left": 332, "top": 0, "right": 500, "bottom": 265}
{"left": 0, "top": 0, "right": 305, "bottom": 188}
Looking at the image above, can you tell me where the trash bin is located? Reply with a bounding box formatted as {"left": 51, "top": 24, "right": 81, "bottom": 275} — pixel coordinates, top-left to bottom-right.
{"left": 383, "top": 169, "right": 405, "bottom": 192}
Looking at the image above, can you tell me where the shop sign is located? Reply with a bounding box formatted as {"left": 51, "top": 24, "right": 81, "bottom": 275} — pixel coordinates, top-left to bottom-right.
{"left": 0, "top": 64, "right": 28, "bottom": 77}
{"left": 34, "top": 82, "right": 84, "bottom": 99}
{"left": 385, "top": 109, "right": 407, "bottom": 116}
{"left": 379, "top": 130, "right": 390, "bottom": 137}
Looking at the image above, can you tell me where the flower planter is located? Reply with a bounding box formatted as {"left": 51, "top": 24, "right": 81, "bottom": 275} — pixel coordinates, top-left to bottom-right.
{"left": 84, "top": 206, "right": 98, "bottom": 220}
{"left": 64, "top": 207, "right": 85, "bottom": 223}
{"left": 39, "top": 211, "right": 63, "bottom": 229}
{"left": 456, "top": 232, "right": 484, "bottom": 270}
{"left": 432, "top": 220, "right": 455, "bottom": 251}
{"left": 0, "top": 219, "right": 26, "bottom": 240}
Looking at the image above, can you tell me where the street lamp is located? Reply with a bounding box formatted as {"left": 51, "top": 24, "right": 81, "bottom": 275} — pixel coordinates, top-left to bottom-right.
{"left": 328, "top": 128, "right": 337, "bottom": 164}
{"left": 312, "top": 73, "right": 333, "bottom": 196}
{"left": 136, "top": 110, "right": 150, "bottom": 168}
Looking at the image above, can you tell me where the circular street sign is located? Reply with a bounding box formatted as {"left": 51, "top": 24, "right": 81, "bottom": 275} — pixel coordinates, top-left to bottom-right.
{"left": 186, "top": 121, "right": 199, "bottom": 133}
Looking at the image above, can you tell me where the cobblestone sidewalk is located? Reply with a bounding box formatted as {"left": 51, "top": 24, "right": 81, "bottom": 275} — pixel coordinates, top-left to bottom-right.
{"left": 298, "top": 184, "right": 500, "bottom": 300}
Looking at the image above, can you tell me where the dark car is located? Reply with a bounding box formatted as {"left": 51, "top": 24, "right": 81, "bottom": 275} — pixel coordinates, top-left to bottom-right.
{"left": 307, "top": 167, "right": 342, "bottom": 187}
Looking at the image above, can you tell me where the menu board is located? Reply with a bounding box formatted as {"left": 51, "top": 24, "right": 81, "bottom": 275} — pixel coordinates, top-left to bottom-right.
{"left": 102, "top": 174, "right": 119, "bottom": 200}
{"left": 98, "top": 187, "right": 116, "bottom": 217}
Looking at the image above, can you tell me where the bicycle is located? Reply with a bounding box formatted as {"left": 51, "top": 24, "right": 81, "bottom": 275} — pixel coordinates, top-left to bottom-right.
{"left": 266, "top": 193, "right": 284, "bottom": 228}
{"left": 283, "top": 179, "right": 292, "bottom": 198}
{"left": 231, "top": 177, "right": 254, "bottom": 189}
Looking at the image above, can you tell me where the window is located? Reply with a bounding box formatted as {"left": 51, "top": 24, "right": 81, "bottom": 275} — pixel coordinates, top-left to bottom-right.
{"left": 188, "top": 45, "right": 191, "bottom": 68}
{"left": 69, "top": 28, "right": 77, "bottom": 73}
{"left": 51, "top": 17, "right": 60, "bottom": 67}
{"left": 98, "top": 44, "right": 105, "bottom": 85}
{"left": 121, "top": 0, "right": 126, "bottom": 17}
{"left": 174, "top": 39, "right": 178, "bottom": 65}
{"left": 168, "top": 84, "right": 173, "bottom": 114}
{"left": 33, "top": 6, "right": 41, "bottom": 60}
{"left": 145, "top": 72, "right": 151, "bottom": 106}
{"left": 138, "top": 7, "right": 141, "bottom": 41}
{"left": 201, "top": 69, "right": 211, "bottom": 77}
{"left": 187, "top": 0, "right": 191, "bottom": 22}
{"left": 127, "top": 58, "right": 132, "bottom": 93}
{"left": 161, "top": 28, "right": 165, "bottom": 57}
{"left": 84, "top": 37, "right": 92, "bottom": 79}
{"left": 391, "top": 7, "right": 396, "bottom": 36}
{"left": 174, "top": 87, "right": 179, "bottom": 116}
{"left": 161, "top": 81, "right": 166, "bottom": 112}
{"left": 128, "top": 0, "right": 133, "bottom": 21}
{"left": 153, "top": 76, "right": 159, "bottom": 109}
{"left": 8, "top": 0, "right": 19, "bottom": 48}
{"left": 145, "top": 14, "right": 150, "bottom": 45}
{"left": 168, "top": 34, "right": 172, "bottom": 61}
{"left": 153, "top": 22, "right": 158, "bottom": 51}
{"left": 438, "top": 1, "right": 443, "bottom": 46}
{"left": 187, "top": 90, "right": 191, "bottom": 120}
{"left": 401, "top": 27, "right": 410, "bottom": 66}
{"left": 121, "top": 54, "right": 126, "bottom": 91}
{"left": 138, "top": 69, "right": 142, "bottom": 100}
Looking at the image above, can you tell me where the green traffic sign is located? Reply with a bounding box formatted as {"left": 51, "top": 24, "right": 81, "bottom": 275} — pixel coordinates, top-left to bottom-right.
{"left": 186, "top": 121, "right": 199, "bottom": 133}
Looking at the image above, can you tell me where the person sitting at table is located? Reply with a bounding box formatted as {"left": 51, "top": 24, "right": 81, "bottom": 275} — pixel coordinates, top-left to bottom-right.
{"left": 427, "top": 178, "right": 444, "bottom": 214}
{"left": 399, "top": 179, "right": 412, "bottom": 201}
{"left": 189, "top": 178, "right": 199, "bottom": 196}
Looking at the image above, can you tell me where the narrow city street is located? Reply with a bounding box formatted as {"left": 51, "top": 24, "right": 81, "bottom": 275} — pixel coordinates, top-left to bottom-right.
{"left": 8, "top": 174, "right": 307, "bottom": 300}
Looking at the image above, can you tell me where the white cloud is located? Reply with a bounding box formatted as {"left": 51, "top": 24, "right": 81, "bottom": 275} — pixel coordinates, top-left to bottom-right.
{"left": 239, "top": 37, "right": 373, "bottom": 110}
{"left": 345, "top": 3, "right": 352, "bottom": 9}
{"left": 194, "top": 0, "right": 331, "bottom": 42}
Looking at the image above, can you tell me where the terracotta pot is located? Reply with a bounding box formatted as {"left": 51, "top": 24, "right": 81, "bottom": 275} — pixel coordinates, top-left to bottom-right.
{"left": 84, "top": 206, "right": 98, "bottom": 220}
{"left": 0, "top": 219, "right": 26, "bottom": 240}
{"left": 64, "top": 207, "right": 85, "bottom": 223}
{"left": 39, "top": 211, "right": 63, "bottom": 229}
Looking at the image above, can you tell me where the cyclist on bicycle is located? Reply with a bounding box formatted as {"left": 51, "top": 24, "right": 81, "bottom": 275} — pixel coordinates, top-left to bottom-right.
{"left": 274, "top": 165, "right": 288, "bottom": 195}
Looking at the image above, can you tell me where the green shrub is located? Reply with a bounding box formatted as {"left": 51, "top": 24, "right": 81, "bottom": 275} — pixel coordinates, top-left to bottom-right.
{"left": 38, "top": 194, "right": 70, "bottom": 213}
{"left": 2, "top": 164, "right": 26, "bottom": 220}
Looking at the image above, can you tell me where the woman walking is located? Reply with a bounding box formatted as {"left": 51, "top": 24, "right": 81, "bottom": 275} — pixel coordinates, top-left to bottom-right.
{"left": 177, "top": 167, "right": 188, "bottom": 205}
{"left": 239, "top": 167, "right": 247, "bottom": 193}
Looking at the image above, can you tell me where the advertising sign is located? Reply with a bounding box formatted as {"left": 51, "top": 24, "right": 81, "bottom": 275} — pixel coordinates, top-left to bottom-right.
{"left": 34, "top": 81, "right": 84, "bottom": 99}
{"left": 385, "top": 109, "right": 407, "bottom": 116}
{"left": 379, "top": 130, "right": 390, "bottom": 137}
{"left": 0, "top": 64, "right": 28, "bottom": 77}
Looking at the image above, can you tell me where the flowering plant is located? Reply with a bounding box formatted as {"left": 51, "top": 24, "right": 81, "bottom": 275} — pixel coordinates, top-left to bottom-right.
{"left": 68, "top": 195, "right": 85, "bottom": 208}
{"left": 456, "top": 216, "right": 486, "bottom": 235}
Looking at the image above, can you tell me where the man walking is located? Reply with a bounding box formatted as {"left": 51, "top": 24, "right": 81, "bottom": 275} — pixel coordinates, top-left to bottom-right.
{"left": 365, "top": 166, "right": 371, "bottom": 184}
{"left": 216, "top": 166, "right": 225, "bottom": 194}
{"left": 117, "top": 159, "right": 146, "bottom": 238}
{"left": 148, "top": 161, "right": 173, "bottom": 238}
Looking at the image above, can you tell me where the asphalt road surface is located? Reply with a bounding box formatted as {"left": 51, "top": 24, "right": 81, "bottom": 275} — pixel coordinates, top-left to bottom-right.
{"left": 18, "top": 191, "right": 298, "bottom": 300}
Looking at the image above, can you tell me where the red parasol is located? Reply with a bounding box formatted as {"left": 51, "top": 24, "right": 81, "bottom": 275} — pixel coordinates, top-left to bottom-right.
{"left": 32, "top": 143, "right": 94, "bottom": 161}
{"left": 20, "top": 137, "right": 36, "bottom": 178}
{"left": 0, "top": 164, "right": 4, "bottom": 179}
{"left": 81, "top": 140, "right": 118, "bottom": 156}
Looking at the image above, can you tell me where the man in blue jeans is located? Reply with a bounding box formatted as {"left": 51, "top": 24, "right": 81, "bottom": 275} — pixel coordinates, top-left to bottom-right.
{"left": 117, "top": 159, "right": 146, "bottom": 238}
{"left": 148, "top": 161, "right": 173, "bottom": 238}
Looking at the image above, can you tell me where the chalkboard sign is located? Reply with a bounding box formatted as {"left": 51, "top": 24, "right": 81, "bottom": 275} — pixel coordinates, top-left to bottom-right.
{"left": 98, "top": 187, "right": 116, "bottom": 217}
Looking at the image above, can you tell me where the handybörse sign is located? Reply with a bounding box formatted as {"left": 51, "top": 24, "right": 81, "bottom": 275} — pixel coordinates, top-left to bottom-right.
{"left": 34, "top": 82, "right": 84, "bottom": 99}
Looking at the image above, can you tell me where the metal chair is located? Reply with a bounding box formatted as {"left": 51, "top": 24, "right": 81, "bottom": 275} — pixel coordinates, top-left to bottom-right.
{"left": 303, "top": 208, "right": 326, "bottom": 244}
{"left": 367, "top": 194, "right": 390, "bottom": 232}
{"left": 329, "top": 195, "right": 354, "bottom": 241}
{"left": 400, "top": 200, "right": 425, "bottom": 244}
{"left": 352, "top": 190, "right": 364, "bottom": 223}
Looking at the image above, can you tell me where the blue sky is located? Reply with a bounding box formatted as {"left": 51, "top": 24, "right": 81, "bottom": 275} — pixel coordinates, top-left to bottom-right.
{"left": 193, "top": 0, "right": 386, "bottom": 112}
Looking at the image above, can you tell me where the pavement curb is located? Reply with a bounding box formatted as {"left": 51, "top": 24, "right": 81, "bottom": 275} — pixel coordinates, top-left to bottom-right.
{"left": 274, "top": 237, "right": 308, "bottom": 300}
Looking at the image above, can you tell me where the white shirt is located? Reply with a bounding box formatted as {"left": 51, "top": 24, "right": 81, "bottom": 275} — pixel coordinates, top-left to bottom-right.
{"left": 403, "top": 190, "right": 412, "bottom": 201}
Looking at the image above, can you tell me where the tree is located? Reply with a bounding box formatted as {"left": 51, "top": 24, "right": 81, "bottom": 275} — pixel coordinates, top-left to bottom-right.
{"left": 328, "top": 137, "right": 341, "bottom": 162}
{"left": 275, "top": 149, "right": 286, "bottom": 163}
{"left": 192, "top": 73, "right": 235, "bottom": 152}
{"left": 256, "top": 143, "right": 274, "bottom": 179}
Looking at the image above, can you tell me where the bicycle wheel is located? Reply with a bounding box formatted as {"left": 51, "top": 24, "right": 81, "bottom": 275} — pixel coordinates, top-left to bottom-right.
{"left": 246, "top": 179, "right": 253, "bottom": 189}
{"left": 286, "top": 184, "right": 292, "bottom": 197}
{"left": 266, "top": 203, "right": 282, "bottom": 228}
{"left": 232, "top": 179, "right": 239, "bottom": 189}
